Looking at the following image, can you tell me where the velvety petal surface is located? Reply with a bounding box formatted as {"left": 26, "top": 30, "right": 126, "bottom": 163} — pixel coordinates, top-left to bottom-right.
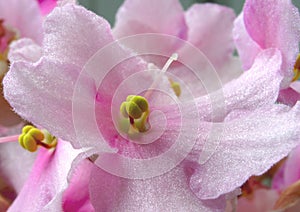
{"left": 0, "top": 0, "right": 43, "bottom": 44}
{"left": 8, "top": 140, "right": 81, "bottom": 212}
{"left": 190, "top": 103, "right": 300, "bottom": 199}
{"left": 8, "top": 38, "right": 42, "bottom": 63}
{"left": 89, "top": 164, "right": 226, "bottom": 212}
{"left": 240, "top": 0, "right": 300, "bottom": 84}
{"left": 233, "top": 13, "right": 262, "bottom": 70}
{"left": 113, "top": 0, "right": 187, "bottom": 40}
{"left": 190, "top": 49, "right": 283, "bottom": 121}
{"left": 184, "top": 3, "right": 236, "bottom": 70}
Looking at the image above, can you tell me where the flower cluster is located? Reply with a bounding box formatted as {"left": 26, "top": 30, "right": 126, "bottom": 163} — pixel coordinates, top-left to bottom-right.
{"left": 0, "top": 0, "right": 299, "bottom": 211}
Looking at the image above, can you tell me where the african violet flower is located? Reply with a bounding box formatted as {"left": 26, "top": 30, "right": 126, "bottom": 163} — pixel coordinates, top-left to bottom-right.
{"left": 233, "top": 0, "right": 300, "bottom": 106}
{"left": 3, "top": 1, "right": 300, "bottom": 211}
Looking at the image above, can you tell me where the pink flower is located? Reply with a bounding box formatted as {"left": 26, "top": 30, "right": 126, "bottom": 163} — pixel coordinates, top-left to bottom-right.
{"left": 37, "top": 0, "right": 57, "bottom": 15}
{"left": 3, "top": 1, "right": 300, "bottom": 211}
{"left": 233, "top": 0, "right": 300, "bottom": 106}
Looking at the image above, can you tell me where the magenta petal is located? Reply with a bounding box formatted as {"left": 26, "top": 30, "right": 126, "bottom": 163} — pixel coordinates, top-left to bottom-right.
{"left": 89, "top": 164, "right": 226, "bottom": 211}
{"left": 185, "top": 3, "right": 236, "bottom": 70}
{"left": 38, "top": 0, "right": 57, "bottom": 15}
{"left": 0, "top": 0, "right": 43, "bottom": 44}
{"left": 190, "top": 103, "right": 300, "bottom": 199}
{"left": 278, "top": 87, "right": 300, "bottom": 106}
{"left": 8, "top": 140, "right": 81, "bottom": 211}
{"left": 243, "top": 0, "right": 300, "bottom": 81}
{"left": 113, "top": 0, "right": 187, "bottom": 40}
{"left": 62, "top": 159, "right": 94, "bottom": 212}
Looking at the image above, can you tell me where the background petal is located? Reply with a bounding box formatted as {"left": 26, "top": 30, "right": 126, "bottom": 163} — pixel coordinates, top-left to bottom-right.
{"left": 184, "top": 3, "right": 236, "bottom": 70}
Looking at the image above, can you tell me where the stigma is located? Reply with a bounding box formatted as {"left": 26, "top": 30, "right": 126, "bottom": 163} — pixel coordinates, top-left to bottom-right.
{"left": 18, "top": 125, "right": 57, "bottom": 152}
{"left": 292, "top": 54, "right": 300, "bottom": 82}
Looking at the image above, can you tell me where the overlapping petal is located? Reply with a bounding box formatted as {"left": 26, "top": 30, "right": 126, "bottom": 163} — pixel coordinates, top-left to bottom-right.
{"left": 190, "top": 102, "right": 300, "bottom": 199}
{"left": 184, "top": 3, "right": 235, "bottom": 70}
{"left": 7, "top": 140, "right": 83, "bottom": 212}
{"left": 89, "top": 164, "right": 226, "bottom": 212}
{"left": 113, "top": 0, "right": 187, "bottom": 40}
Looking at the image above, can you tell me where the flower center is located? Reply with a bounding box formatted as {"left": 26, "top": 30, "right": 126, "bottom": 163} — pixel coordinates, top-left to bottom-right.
{"left": 0, "top": 19, "right": 19, "bottom": 77}
{"left": 292, "top": 54, "right": 300, "bottom": 82}
{"left": 118, "top": 54, "right": 180, "bottom": 134}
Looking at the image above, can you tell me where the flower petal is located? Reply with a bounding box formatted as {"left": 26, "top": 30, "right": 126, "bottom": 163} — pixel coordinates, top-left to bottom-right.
{"left": 37, "top": 0, "right": 57, "bottom": 15}
{"left": 0, "top": 0, "right": 43, "bottom": 44}
{"left": 190, "top": 103, "right": 300, "bottom": 199}
{"left": 89, "top": 164, "right": 226, "bottom": 212}
{"left": 113, "top": 0, "right": 187, "bottom": 40}
{"left": 8, "top": 38, "right": 42, "bottom": 63}
{"left": 8, "top": 140, "right": 81, "bottom": 211}
{"left": 184, "top": 3, "right": 236, "bottom": 70}
{"left": 243, "top": 0, "right": 300, "bottom": 84}
{"left": 233, "top": 13, "right": 262, "bottom": 71}
{"left": 43, "top": 4, "right": 114, "bottom": 68}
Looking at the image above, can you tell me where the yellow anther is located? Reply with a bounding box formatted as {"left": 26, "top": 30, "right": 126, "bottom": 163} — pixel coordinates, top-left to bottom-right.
{"left": 292, "top": 54, "right": 300, "bottom": 82}
{"left": 126, "top": 101, "right": 143, "bottom": 119}
{"left": 171, "top": 81, "right": 181, "bottom": 97}
{"left": 18, "top": 125, "right": 57, "bottom": 152}
{"left": 120, "top": 95, "right": 150, "bottom": 133}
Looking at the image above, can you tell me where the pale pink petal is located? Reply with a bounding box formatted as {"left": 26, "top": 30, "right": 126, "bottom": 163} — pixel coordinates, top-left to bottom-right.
{"left": 0, "top": 0, "right": 43, "bottom": 44}
{"left": 193, "top": 49, "right": 282, "bottom": 121}
{"left": 237, "top": 189, "right": 279, "bottom": 212}
{"left": 113, "top": 0, "right": 187, "bottom": 40}
{"left": 8, "top": 140, "right": 81, "bottom": 212}
{"left": 0, "top": 127, "right": 37, "bottom": 193}
{"left": 8, "top": 38, "right": 42, "bottom": 63}
{"left": 89, "top": 164, "right": 226, "bottom": 212}
{"left": 3, "top": 58, "right": 82, "bottom": 143}
{"left": 43, "top": 4, "right": 114, "bottom": 68}
{"left": 37, "top": 0, "right": 57, "bottom": 15}
{"left": 190, "top": 103, "right": 300, "bottom": 199}
{"left": 233, "top": 13, "right": 262, "bottom": 70}
{"left": 184, "top": 3, "right": 236, "bottom": 70}
{"left": 243, "top": 0, "right": 300, "bottom": 83}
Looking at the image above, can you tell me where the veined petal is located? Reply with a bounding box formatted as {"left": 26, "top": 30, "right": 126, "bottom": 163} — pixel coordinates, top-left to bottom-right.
{"left": 184, "top": 3, "right": 236, "bottom": 70}
{"left": 243, "top": 0, "right": 300, "bottom": 84}
{"left": 113, "top": 0, "right": 187, "bottom": 40}
{"left": 190, "top": 103, "right": 300, "bottom": 199}
{"left": 0, "top": 0, "right": 43, "bottom": 44}
{"left": 89, "top": 164, "right": 226, "bottom": 212}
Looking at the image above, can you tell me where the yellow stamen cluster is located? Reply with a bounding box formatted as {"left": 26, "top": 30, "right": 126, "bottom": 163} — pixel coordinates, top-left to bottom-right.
{"left": 18, "top": 125, "right": 57, "bottom": 152}
{"left": 120, "top": 95, "right": 149, "bottom": 132}
{"left": 292, "top": 54, "right": 300, "bottom": 82}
